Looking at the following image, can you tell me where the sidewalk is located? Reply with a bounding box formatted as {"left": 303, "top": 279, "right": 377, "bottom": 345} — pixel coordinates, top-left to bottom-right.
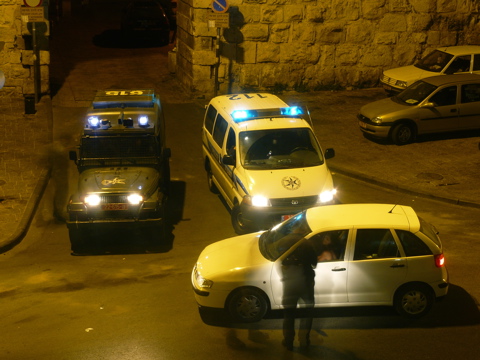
{"left": 1, "top": 87, "right": 480, "bottom": 253}
{"left": 0, "top": 96, "right": 52, "bottom": 252}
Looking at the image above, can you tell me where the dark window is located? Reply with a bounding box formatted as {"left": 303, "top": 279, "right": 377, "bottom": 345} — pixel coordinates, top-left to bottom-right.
{"left": 354, "top": 229, "right": 399, "bottom": 260}
{"left": 473, "top": 54, "right": 480, "bottom": 71}
{"left": 212, "top": 114, "right": 228, "bottom": 147}
{"left": 226, "top": 128, "right": 236, "bottom": 160}
{"left": 396, "top": 230, "right": 432, "bottom": 256}
{"left": 461, "top": 83, "right": 480, "bottom": 103}
{"left": 446, "top": 55, "right": 471, "bottom": 73}
{"left": 429, "top": 86, "right": 457, "bottom": 107}
{"left": 204, "top": 105, "right": 217, "bottom": 135}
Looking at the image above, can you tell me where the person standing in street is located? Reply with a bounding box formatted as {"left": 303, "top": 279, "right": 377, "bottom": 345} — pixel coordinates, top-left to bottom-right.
{"left": 280, "top": 238, "right": 317, "bottom": 351}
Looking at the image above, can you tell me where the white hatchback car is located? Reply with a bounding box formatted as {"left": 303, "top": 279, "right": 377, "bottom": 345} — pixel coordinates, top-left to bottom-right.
{"left": 192, "top": 204, "right": 449, "bottom": 322}
{"left": 381, "top": 45, "right": 480, "bottom": 94}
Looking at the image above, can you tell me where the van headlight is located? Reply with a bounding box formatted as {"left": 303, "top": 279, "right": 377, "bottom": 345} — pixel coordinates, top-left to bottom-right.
{"left": 319, "top": 189, "right": 337, "bottom": 203}
{"left": 243, "top": 195, "right": 271, "bottom": 207}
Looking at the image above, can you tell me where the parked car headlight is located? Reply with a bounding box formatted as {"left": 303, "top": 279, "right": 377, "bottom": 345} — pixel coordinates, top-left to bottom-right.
{"left": 396, "top": 80, "right": 408, "bottom": 88}
{"left": 371, "top": 117, "right": 383, "bottom": 124}
{"left": 319, "top": 189, "right": 337, "bottom": 203}
{"left": 243, "top": 195, "right": 271, "bottom": 207}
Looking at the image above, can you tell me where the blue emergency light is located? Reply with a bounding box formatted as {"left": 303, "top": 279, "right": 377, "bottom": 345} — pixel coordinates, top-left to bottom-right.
{"left": 231, "top": 106, "right": 304, "bottom": 122}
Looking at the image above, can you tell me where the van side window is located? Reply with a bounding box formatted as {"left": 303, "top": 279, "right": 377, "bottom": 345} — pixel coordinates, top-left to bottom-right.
{"left": 226, "top": 128, "right": 236, "bottom": 161}
{"left": 205, "top": 105, "right": 217, "bottom": 135}
{"left": 396, "top": 230, "right": 432, "bottom": 256}
{"left": 461, "top": 83, "right": 480, "bottom": 103}
{"left": 212, "top": 114, "right": 228, "bottom": 147}
{"left": 353, "top": 229, "right": 399, "bottom": 260}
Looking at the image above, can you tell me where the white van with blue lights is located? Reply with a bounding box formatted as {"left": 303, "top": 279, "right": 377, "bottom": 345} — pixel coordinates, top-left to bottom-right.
{"left": 67, "top": 89, "right": 171, "bottom": 254}
{"left": 202, "top": 93, "right": 336, "bottom": 234}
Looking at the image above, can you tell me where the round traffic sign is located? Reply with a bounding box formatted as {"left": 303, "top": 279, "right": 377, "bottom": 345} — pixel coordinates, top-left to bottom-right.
{"left": 211, "top": 0, "right": 229, "bottom": 13}
{"left": 24, "top": 0, "right": 43, "bottom": 7}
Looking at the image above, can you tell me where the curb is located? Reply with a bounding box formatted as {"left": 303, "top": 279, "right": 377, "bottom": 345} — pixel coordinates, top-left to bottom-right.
{"left": 330, "top": 165, "right": 480, "bottom": 210}
{"left": 0, "top": 168, "right": 51, "bottom": 254}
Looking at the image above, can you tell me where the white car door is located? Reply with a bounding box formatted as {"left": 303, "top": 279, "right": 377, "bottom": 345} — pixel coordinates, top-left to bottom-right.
{"left": 347, "top": 228, "right": 407, "bottom": 304}
{"left": 311, "top": 230, "right": 349, "bottom": 304}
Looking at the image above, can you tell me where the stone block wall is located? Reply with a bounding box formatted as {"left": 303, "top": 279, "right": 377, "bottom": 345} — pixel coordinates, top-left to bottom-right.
{"left": 0, "top": 0, "right": 50, "bottom": 98}
{"left": 175, "top": 0, "right": 480, "bottom": 97}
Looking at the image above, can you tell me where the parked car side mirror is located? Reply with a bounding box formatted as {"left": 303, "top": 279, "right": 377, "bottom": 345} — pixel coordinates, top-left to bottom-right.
{"left": 420, "top": 102, "right": 435, "bottom": 108}
{"left": 325, "top": 148, "right": 335, "bottom": 159}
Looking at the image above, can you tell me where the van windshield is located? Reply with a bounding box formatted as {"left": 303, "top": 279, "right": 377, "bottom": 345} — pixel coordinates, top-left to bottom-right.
{"left": 239, "top": 128, "right": 324, "bottom": 170}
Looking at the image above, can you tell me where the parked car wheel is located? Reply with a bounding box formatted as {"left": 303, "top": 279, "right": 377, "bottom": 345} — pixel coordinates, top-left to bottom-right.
{"left": 231, "top": 204, "right": 250, "bottom": 235}
{"left": 391, "top": 123, "right": 414, "bottom": 145}
{"left": 227, "top": 287, "right": 268, "bottom": 323}
{"left": 394, "top": 283, "right": 434, "bottom": 318}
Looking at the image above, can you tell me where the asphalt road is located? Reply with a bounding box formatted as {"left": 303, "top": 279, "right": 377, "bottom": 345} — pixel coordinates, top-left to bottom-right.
{"left": 1, "top": 1, "right": 479, "bottom": 359}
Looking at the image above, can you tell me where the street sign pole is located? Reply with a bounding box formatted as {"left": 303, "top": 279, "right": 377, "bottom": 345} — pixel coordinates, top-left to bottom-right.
{"left": 210, "top": 0, "right": 229, "bottom": 97}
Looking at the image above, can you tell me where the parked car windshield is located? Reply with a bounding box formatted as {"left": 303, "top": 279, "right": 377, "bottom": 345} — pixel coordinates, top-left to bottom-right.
{"left": 259, "top": 211, "right": 312, "bottom": 261}
{"left": 393, "top": 80, "right": 437, "bottom": 105}
{"left": 414, "top": 50, "right": 454, "bottom": 72}
{"left": 239, "top": 128, "right": 324, "bottom": 170}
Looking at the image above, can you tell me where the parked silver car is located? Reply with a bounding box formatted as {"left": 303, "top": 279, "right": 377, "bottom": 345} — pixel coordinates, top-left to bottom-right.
{"left": 359, "top": 74, "right": 480, "bottom": 145}
{"left": 380, "top": 45, "right": 480, "bottom": 95}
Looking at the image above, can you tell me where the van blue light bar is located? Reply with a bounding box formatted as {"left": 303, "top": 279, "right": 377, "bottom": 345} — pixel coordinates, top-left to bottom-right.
{"left": 231, "top": 106, "right": 305, "bottom": 122}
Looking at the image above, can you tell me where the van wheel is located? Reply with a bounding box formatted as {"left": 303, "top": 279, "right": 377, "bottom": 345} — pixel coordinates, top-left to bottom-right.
{"left": 206, "top": 167, "right": 219, "bottom": 194}
{"left": 391, "top": 123, "right": 414, "bottom": 145}
{"left": 227, "top": 287, "right": 268, "bottom": 323}
{"left": 394, "top": 283, "right": 434, "bottom": 318}
{"left": 231, "top": 204, "right": 250, "bottom": 235}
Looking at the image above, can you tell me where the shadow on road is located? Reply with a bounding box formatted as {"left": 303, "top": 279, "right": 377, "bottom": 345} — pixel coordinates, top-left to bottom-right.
{"left": 197, "top": 284, "right": 479, "bottom": 330}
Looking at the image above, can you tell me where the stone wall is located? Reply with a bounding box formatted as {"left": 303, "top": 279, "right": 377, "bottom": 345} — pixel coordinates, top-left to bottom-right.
{"left": 175, "top": 0, "right": 480, "bottom": 97}
{"left": 0, "top": 0, "right": 50, "bottom": 98}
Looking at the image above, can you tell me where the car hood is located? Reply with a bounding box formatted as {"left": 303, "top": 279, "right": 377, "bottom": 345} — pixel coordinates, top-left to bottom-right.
{"left": 241, "top": 166, "right": 333, "bottom": 197}
{"left": 196, "top": 233, "right": 269, "bottom": 278}
{"left": 79, "top": 167, "right": 159, "bottom": 196}
{"left": 359, "top": 96, "right": 412, "bottom": 120}
{"left": 384, "top": 65, "right": 440, "bottom": 86}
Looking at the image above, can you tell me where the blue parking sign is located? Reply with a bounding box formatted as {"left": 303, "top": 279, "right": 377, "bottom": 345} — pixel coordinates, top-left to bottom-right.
{"left": 211, "top": 0, "right": 229, "bottom": 13}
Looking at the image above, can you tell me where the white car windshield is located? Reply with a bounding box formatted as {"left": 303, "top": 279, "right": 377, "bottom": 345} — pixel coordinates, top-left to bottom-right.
{"left": 240, "top": 128, "right": 324, "bottom": 170}
{"left": 414, "top": 50, "right": 454, "bottom": 72}
{"left": 259, "top": 212, "right": 312, "bottom": 261}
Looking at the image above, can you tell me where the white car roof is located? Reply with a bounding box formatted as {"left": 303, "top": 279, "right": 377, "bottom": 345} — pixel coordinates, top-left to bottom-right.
{"left": 305, "top": 203, "right": 420, "bottom": 232}
{"left": 436, "top": 45, "right": 480, "bottom": 55}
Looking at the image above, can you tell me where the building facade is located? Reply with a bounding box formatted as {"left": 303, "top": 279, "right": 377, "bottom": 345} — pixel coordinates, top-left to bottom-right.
{"left": 174, "top": 0, "right": 480, "bottom": 97}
